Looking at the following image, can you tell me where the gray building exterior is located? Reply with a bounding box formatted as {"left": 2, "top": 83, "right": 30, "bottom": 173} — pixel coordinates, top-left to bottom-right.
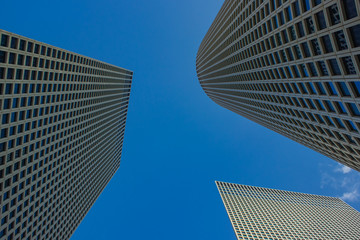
{"left": 216, "top": 181, "right": 360, "bottom": 240}
{"left": 196, "top": 0, "right": 360, "bottom": 172}
{"left": 0, "top": 29, "right": 132, "bottom": 239}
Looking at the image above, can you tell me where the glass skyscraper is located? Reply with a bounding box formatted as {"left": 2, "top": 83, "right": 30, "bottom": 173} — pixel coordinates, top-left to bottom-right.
{"left": 216, "top": 181, "right": 360, "bottom": 240}
{"left": 0, "top": 29, "right": 132, "bottom": 239}
{"left": 197, "top": 0, "right": 360, "bottom": 171}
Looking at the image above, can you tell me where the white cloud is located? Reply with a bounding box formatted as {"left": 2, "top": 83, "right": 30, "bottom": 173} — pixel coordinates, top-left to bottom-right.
{"left": 335, "top": 164, "right": 352, "bottom": 174}
{"left": 319, "top": 162, "right": 360, "bottom": 205}
{"left": 341, "top": 189, "right": 360, "bottom": 202}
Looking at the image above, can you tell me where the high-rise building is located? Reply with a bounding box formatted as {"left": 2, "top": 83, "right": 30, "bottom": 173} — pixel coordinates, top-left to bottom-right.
{"left": 196, "top": 0, "right": 360, "bottom": 171}
{"left": 216, "top": 181, "right": 360, "bottom": 240}
{"left": 0, "top": 29, "right": 132, "bottom": 240}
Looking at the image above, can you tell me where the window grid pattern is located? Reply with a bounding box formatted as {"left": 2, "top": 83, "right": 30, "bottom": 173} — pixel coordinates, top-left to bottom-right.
{"left": 0, "top": 30, "right": 133, "bottom": 240}
{"left": 196, "top": 0, "right": 360, "bottom": 172}
{"left": 216, "top": 181, "right": 360, "bottom": 240}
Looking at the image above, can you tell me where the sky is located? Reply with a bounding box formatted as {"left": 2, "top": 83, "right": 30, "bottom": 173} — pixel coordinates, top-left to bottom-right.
{"left": 2, "top": 0, "right": 360, "bottom": 239}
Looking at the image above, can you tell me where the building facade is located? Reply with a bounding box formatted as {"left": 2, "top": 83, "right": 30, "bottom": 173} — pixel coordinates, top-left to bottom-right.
{"left": 196, "top": 0, "right": 360, "bottom": 171}
{"left": 0, "top": 29, "right": 132, "bottom": 239}
{"left": 216, "top": 181, "right": 360, "bottom": 239}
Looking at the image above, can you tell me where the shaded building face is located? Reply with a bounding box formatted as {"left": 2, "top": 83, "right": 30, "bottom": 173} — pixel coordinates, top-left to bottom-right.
{"left": 0, "top": 30, "right": 132, "bottom": 239}
{"left": 196, "top": 0, "right": 360, "bottom": 171}
{"left": 216, "top": 181, "right": 360, "bottom": 239}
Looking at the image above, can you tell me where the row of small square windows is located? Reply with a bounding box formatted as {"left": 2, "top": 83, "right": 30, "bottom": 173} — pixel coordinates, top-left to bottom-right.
{"left": 218, "top": 183, "right": 340, "bottom": 202}
{"left": 231, "top": 0, "right": 356, "bottom": 51}
{"left": 2, "top": 123, "right": 124, "bottom": 239}
{"left": 0, "top": 82, "right": 130, "bottom": 96}
{"left": 205, "top": 84, "right": 360, "bottom": 133}
{"left": 202, "top": 23, "right": 360, "bottom": 77}
{"left": 0, "top": 33, "right": 130, "bottom": 75}
{"left": 0, "top": 102, "right": 128, "bottom": 155}
{"left": 0, "top": 51, "right": 131, "bottom": 80}
{"left": 212, "top": 100, "right": 360, "bottom": 158}
{"left": 198, "top": 0, "right": 339, "bottom": 66}
{"left": 0, "top": 90, "right": 128, "bottom": 112}
{"left": 198, "top": 0, "right": 359, "bottom": 74}
{"left": 0, "top": 112, "right": 126, "bottom": 170}
{"left": 258, "top": 108, "right": 360, "bottom": 161}
{"left": 0, "top": 97, "right": 125, "bottom": 238}
{"left": 202, "top": 54, "right": 358, "bottom": 83}
{"left": 0, "top": 67, "right": 132, "bottom": 85}
{"left": 1, "top": 121, "right": 122, "bottom": 200}
{"left": 234, "top": 1, "right": 355, "bottom": 43}
{"left": 241, "top": 99, "right": 360, "bottom": 149}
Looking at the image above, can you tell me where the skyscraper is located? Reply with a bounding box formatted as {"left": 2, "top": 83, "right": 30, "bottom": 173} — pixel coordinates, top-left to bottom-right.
{"left": 0, "top": 29, "right": 132, "bottom": 239}
{"left": 196, "top": 0, "right": 360, "bottom": 171}
{"left": 216, "top": 181, "right": 360, "bottom": 240}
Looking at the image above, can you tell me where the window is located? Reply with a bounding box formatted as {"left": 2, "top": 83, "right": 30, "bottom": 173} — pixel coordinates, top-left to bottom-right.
{"left": 334, "top": 30, "right": 348, "bottom": 50}
{"left": 293, "top": 1, "right": 301, "bottom": 17}
{"left": 343, "top": 0, "right": 358, "bottom": 20}
{"left": 337, "top": 82, "right": 351, "bottom": 96}
{"left": 328, "top": 59, "right": 341, "bottom": 75}
{"left": 0, "top": 51, "right": 6, "bottom": 63}
{"left": 326, "top": 82, "right": 338, "bottom": 95}
{"left": 328, "top": 4, "right": 341, "bottom": 25}
{"left": 316, "top": 11, "right": 327, "bottom": 30}
{"left": 1, "top": 34, "right": 9, "bottom": 47}
{"left": 303, "top": 0, "right": 310, "bottom": 12}
{"left": 351, "top": 81, "right": 360, "bottom": 96}
{"left": 347, "top": 103, "right": 360, "bottom": 116}
{"left": 10, "top": 37, "right": 18, "bottom": 49}
{"left": 349, "top": 25, "right": 360, "bottom": 48}
{"left": 341, "top": 57, "right": 357, "bottom": 75}
{"left": 321, "top": 35, "right": 333, "bottom": 53}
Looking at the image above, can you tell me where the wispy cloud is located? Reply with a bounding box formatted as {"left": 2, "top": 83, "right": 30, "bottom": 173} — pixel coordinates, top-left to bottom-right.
{"left": 335, "top": 164, "right": 352, "bottom": 174}
{"left": 319, "top": 163, "right": 360, "bottom": 203}
{"left": 341, "top": 189, "right": 360, "bottom": 202}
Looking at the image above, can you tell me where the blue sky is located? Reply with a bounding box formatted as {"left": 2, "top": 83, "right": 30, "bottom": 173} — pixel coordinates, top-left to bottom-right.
{"left": 2, "top": 0, "right": 360, "bottom": 239}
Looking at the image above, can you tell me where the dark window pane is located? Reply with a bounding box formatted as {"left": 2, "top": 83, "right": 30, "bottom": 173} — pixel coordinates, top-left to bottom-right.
{"left": 1, "top": 34, "right": 9, "bottom": 47}
{"left": 336, "top": 102, "right": 347, "bottom": 114}
{"left": 296, "top": 22, "right": 305, "bottom": 37}
{"left": 8, "top": 53, "right": 16, "bottom": 64}
{"left": 301, "top": 42, "right": 311, "bottom": 57}
{"left": 19, "top": 40, "right": 26, "bottom": 51}
{"left": 317, "top": 61, "right": 329, "bottom": 76}
{"left": 305, "top": 17, "right": 315, "bottom": 34}
{"left": 308, "top": 63, "right": 318, "bottom": 76}
{"left": 329, "top": 59, "right": 341, "bottom": 75}
{"left": 341, "top": 57, "right": 357, "bottom": 75}
{"left": 326, "top": 82, "right": 338, "bottom": 95}
{"left": 321, "top": 35, "right": 334, "bottom": 53}
{"left": 316, "top": 11, "right": 327, "bottom": 30}
{"left": 0, "top": 68, "right": 4, "bottom": 79}
{"left": 313, "top": 0, "right": 322, "bottom": 6}
{"left": 293, "top": 1, "right": 301, "bottom": 16}
{"left": 10, "top": 37, "right": 18, "bottom": 49}
{"left": 0, "top": 51, "right": 6, "bottom": 63}
{"left": 311, "top": 39, "right": 321, "bottom": 55}
{"left": 334, "top": 30, "right": 348, "bottom": 50}
{"left": 351, "top": 81, "right": 360, "bottom": 96}
{"left": 338, "top": 82, "right": 351, "bottom": 96}
{"left": 27, "top": 42, "right": 33, "bottom": 52}
{"left": 328, "top": 4, "right": 341, "bottom": 25}
{"left": 343, "top": 0, "right": 357, "bottom": 20}
{"left": 349, "top": 25, "right": 360, "bottom": 47}
{"left": 348, "top": 103, "right": 360, "bottom": 116}
{"left": 34, "top": 44, "right": 40, "bottom": 54}
{"left": 315, "top": 82, "right": 326, "bottom": 95}
{"left": 7, "top": 68, "right": 14, "bottom": 79}
{"left": 325, "top": 100, "right": 336, "bottom": 112}
{"left": 303, "top": 0, "right": 310, "bottom": 12}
